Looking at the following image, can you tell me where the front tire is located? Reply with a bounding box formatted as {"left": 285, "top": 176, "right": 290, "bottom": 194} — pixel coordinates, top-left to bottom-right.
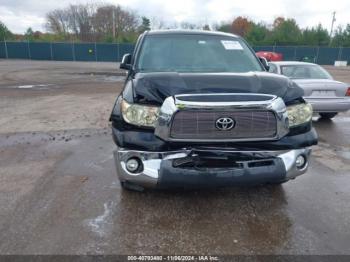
{"left": 319, "top": 112, "right": 338, "bottom": 119}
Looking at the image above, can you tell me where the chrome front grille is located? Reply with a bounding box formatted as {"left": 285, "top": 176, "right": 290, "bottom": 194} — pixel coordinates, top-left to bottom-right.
{"left": 170, "top": 110, "right": 277, "bottom": 140}
{"left": 155, "top": 93, "right": 289, "bottom": 142}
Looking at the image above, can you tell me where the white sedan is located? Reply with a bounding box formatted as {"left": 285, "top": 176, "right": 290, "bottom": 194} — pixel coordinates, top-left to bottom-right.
{"left": 269, "top": 61, "right": 350, "bottom": 119}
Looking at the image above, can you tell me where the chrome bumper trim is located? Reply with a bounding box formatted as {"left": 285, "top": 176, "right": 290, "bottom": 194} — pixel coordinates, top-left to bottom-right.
{"left": 114, "top": 147, "right": 312, "bottom": 188}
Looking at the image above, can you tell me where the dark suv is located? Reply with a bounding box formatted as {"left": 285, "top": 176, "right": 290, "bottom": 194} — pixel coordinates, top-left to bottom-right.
{"left": 110, "top": 30, "right": 318, "bottom": 191}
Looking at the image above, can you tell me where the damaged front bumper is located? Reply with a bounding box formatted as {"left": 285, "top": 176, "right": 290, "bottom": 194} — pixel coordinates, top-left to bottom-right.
{"left": 114, "top": 147, "right": 311, "bottom": 189}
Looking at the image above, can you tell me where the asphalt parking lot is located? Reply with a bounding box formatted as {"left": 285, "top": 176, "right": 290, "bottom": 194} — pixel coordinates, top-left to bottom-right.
{"left": 0, "top": 60, "right": 349, "bottom": 255}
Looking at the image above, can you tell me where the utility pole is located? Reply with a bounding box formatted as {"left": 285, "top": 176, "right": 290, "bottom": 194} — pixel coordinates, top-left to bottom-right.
{"left": 27, "top": 40, "right": 31, "bottom": 60}
{"left": 4, "top": 38, "right": 8, "bottom": 59}
{"left": 330, "top": 11, "right": 336, "bottom": 42}
{"left": 112, "top": 8, "right": 116, "bottom": 40}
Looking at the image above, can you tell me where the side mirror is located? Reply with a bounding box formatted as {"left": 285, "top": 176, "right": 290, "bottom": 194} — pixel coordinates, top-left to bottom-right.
{"left": 120, "top": 54, "right": 132, "bottom": 70}
{"left": 258, "top": 57, "right": 270, "bottom": 71}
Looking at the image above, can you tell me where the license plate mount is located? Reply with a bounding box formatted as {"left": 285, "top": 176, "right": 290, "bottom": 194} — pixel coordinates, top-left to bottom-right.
{"left": 312, "top": 90, "right": 335, "bottom": 97}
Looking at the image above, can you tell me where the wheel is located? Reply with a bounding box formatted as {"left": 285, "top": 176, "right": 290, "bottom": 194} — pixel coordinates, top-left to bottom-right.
{"left": 319, "top": 112, "right": 338, "bottom": 119}
{"left": 120, "top": 181, "right": 145, "bottom": 192}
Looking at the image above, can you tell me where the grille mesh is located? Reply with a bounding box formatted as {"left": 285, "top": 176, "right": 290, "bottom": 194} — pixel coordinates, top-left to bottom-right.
{"left": 170, "top": 110, "right": 277, "bottom": 140}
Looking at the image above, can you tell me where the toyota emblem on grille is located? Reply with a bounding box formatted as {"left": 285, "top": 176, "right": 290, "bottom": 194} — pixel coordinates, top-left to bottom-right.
{"left": 215, "top": 117, "right": 235, "bottom": 131}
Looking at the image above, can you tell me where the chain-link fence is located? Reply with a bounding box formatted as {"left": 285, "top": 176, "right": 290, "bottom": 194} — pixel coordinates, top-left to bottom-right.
{"left": 254, "top": 46, "right": 350, "bottom": 65}
{"left": 0, "top": 41, "right": 134, "bottom": 62}
{"left": 1, "top": 41, "right": 349, "bottom": 65}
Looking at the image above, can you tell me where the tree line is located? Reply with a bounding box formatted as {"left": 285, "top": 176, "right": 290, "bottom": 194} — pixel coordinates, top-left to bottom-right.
{"left": 216, "top": 16, "right": 350, "bottom": 47}
{"left": 1, "top": 3, "right": 350, "bottom": 47}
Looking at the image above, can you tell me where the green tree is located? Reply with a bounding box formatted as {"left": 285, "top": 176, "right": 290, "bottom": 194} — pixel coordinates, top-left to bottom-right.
{"left": 117, "top": 31, "right": 139, "bottom": 43}
{"left": 138, "top": 16, "right": 151, "bottom": 33}
{"left": 215, "top": 22, "right": 231, "bottom": 33}
{"left": 332, "top": 24, "right": 350, "bottom": 47}
{"left": 342, "top": 24, "right": 350, "bottom": 47}
{"left": 202, "top": 24, "right": 210, "bottom": 31}
{"left": 271, "top": 18, "right": 302, "bottom": 45}
{"left": 332, "top": 26, "right": 344, "bottom": 47}
{"left": 25, "top": 27, "right": 34, "bottom": 41}
{"left": 0, "top": 21, "right": 12, "bottom": 40}
{"left": 245, "top": 22, "right": 272, "bottom": 45}
{"left": 301, "top": 24, "right": 330, "bottom": 46}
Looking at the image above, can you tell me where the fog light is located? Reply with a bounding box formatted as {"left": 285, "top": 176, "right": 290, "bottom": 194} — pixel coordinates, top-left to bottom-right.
{"left": 296, "top": 155, "right": 306, "bottom": 169}
{"left": 126, "top": 158, "right": 140, "bottom": 173}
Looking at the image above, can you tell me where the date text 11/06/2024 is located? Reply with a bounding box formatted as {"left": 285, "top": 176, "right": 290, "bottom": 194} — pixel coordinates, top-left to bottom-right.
{"left": 127, "top": 255, "right": 219, "bottom": 261}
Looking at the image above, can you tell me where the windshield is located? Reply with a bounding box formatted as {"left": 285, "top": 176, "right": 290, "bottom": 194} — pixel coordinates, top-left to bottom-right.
{"left": 280, "top": 64, "right": 332, "bottom": 79}
{"left": 136, "top": 34, "right": 263, "bottom": 73}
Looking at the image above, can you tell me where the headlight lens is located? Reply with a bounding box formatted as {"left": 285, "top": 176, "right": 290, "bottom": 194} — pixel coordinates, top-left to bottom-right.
{"left": 287, "top": 103, "right": 313, "bottom": 127}
{"left": 121, "top": 99, "right": 159, "bottom": 127}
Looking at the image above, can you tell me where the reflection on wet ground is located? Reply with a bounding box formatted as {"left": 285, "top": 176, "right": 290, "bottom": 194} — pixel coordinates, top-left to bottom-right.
{"left": 0, "top": 124, "right": 349, "bottom": 254}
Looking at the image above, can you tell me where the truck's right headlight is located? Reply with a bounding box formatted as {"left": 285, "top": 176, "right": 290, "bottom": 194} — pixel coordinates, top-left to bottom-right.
{"left": 287, "top": 103, "right": 313, "bottom": 127}
{"left": 121, "top": 99, "right": 159, "bottom": 127}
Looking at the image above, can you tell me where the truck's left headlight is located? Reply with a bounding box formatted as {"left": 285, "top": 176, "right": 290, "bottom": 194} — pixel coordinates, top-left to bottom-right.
{"left": 121, "top": 99, "right": 160, "bottom": 127}
{"left": 287, "top": 103, "right": 313, "bottom": 127}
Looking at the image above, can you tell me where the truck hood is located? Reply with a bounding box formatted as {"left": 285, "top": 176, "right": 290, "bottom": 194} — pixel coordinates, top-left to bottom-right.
{"left": 132, "top": 71, "right": 304, "bottom": 105}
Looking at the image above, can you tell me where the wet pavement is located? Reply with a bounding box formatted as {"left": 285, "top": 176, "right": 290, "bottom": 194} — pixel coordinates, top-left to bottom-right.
{"left": 0, "top": 60, "right": 349, "bottom": 255}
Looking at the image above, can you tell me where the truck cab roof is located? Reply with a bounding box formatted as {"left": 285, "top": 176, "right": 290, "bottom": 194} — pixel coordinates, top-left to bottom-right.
{"left": 145, "top": 29, "right": 240, "bottom": 38}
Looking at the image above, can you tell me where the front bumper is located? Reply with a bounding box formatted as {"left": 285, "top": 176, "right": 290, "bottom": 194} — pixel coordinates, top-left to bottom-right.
{"left": 305, "top": 97, "right": 350, "bottom": 113}
{"left": 114, "top": 147, "right": 311, "bottom": 189}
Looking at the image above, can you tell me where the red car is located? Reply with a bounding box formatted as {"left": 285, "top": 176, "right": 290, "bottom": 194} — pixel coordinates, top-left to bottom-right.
{"left": 256, "top": 51, "right": 283, "bottom": 61}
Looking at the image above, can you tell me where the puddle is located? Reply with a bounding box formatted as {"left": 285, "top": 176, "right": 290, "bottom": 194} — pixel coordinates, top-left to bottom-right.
{"left": 76, "top": 72, "right": 126, "bottom": 82}
{"left": 336, "top": 149, "right": 350, "bottom": 160}
{"left": 313, "top": 142, "right": 350, "bottom": 171}
{"left": 84, "top": 201, "right": 116, "bottom": 237}
{"left": 18, "top": 85, "right": 35, "bottom": 89}
{"left": 16, "top": 84, "right": 53, "bottom": 89}
{"left": 332, "top": 117, "right": 350, "bottom": 123}
{"left": 102, "top": 75, "right": 125, "bottom": 82}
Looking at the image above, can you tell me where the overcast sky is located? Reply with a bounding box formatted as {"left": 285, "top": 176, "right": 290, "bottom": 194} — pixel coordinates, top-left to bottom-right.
{"left": 0, "top": 0, "right": 349, "bottom": 33}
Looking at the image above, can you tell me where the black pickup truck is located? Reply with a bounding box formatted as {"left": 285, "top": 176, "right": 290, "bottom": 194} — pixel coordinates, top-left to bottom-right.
{"left": 110, "top": 30, "right": 318, "bottom": 191}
